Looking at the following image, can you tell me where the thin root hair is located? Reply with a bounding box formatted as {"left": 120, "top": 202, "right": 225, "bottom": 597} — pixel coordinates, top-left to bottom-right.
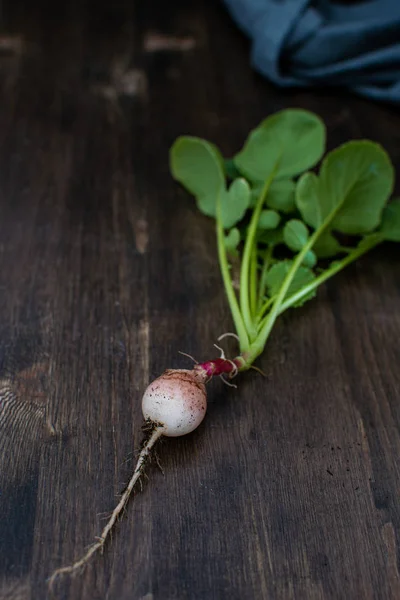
{"left": 213, "top": 344, "right": 226, "bottom": 360}
{"left": 217, "top": 332, "right": 240, "bottom": 343}
{"left": 178, "top": 350, "right": 199, "bottom": 364}
{"left": 213, "top": 344, "right": 238, "bottom": 379}
{"left": 249, "top": 365, "right": 267, "bottom": 377}
{"left": 154, "top": 451, "right": 164, "bottom": 475}
{"left": 226, "top": 360, "right": 238, "bottom": 378}
{"left": 97, "top": 511, "right": 113, "bottom": 520}
{"left": 220, "top": 374, "right": 238, "bottom": 388}
{"left": 122, "top": 452, "right": 134, "bottom": 465}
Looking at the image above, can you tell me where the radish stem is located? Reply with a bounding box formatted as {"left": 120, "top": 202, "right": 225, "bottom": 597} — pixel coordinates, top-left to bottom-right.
{"left": 253, "top": 228, "right": 321, "bottom": 355}
{"left": 249, "top": 245, "right": 258, "bottom": 320}
{"left": 239, "top": 170, "right": 275, "bottom": 337}
{"left": 216, "top": 194, "right": 250, "bottom": 352}
{"left": 257, "top": 245, "right": 273, "bottom": 313}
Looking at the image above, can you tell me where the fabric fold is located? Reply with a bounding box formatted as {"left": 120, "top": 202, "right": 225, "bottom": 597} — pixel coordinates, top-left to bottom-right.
{"left": 223, "top": 0, "right": 400, "bottom": 103}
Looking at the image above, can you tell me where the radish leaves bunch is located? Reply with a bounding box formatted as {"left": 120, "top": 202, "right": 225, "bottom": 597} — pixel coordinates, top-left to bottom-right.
{"left": 170, "top": 109, "right": 400, "bottom": 369}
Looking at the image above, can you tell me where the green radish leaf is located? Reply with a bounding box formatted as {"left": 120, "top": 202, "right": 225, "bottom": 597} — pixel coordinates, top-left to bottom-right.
{"left": 234, "top": 109, "right": 326, "bottom": 182}
{"left": 258, "top": 210, "right": 281, "bottom": 230}
{"left": 266, "top": 179, "right": 296, "bottom": 213}
{"left": 224, "top": 228, "right": 241, "bottom": 255}
{"left": 265, "top": 261, "right": 316, "bottom": 306}
{"left": 224, "top": 159, "right": 241, "bottom": 181}
{"left": 283, "top": 219, "right": 309, "bottom": 251}
{"left": 295, "top": 172, "right": 319, "bottom": 227}
{"left": 380, "top": 198, "right": 400, "bottom": 242}
{"left": 170, "top": 136, "right": 225, "bottom": 217}
{"left": 296, "top": 141, "right": 394, "bottom": 235}
{"left": 257, "top": 228, "right": 284, "bottom": 246}
{"left": 329, "top": 259, "right": 342, "bottom": 270}
{"left": 302, "top": 250, "right": 317, "bottom": 269}
{"left": 220, "top": 178, "right": 251, "bottom": 228}
{"left": 312, "top": 231, "right": 341, "bottom": 258}
{"left": 250, "top": 179, "right": 296, "bottom": 212}
{"left": 283, "top": 220, "right": 316, "bottom": 267}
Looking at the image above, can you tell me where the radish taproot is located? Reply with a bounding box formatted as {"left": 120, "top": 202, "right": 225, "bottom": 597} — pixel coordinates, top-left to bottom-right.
{"left": 48, "top": 109, "right": 400, "bottom": 590}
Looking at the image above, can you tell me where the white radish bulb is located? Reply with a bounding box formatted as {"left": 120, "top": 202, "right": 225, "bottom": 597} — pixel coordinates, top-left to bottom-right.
{"left": 142, "top": 369, "right": 207, "bottom": 437}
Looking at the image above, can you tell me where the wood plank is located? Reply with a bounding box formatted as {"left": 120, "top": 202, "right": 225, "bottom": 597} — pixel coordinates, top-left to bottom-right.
{"left": 0, "top": 0, "right": 399, "bottom": 599}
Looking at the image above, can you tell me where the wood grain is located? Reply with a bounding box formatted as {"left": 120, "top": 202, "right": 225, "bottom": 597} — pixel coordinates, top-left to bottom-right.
{"left": 0, "top": 0, "right": 399, "bottom": 599}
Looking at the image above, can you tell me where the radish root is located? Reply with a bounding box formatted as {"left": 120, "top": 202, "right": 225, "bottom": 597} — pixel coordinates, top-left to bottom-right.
{"left": 48, "top": 426, "right": 163, "bottom": 592}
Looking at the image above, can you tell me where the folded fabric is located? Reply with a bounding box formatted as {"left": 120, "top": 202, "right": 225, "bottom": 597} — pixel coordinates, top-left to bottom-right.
{"left": 222, "top": 0, "right": 400, "bottom": 104}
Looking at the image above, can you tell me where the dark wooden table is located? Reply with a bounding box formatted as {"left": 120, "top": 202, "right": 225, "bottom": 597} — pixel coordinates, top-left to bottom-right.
{"left": 0, "top": 1, "right": 399, "bottom": 599}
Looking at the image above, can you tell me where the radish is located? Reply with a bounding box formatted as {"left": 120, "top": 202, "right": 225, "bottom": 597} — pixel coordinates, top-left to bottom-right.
{"left": 142, "top": 368, "right": 208, "bottom": 436}
{"left": 48, "top": 109, "right": 400, "bottom": 590}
